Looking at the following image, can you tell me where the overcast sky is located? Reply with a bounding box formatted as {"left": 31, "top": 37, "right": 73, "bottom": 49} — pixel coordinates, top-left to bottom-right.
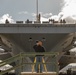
{"left": 0, "top": 0, "right": 63, "bottom": 21}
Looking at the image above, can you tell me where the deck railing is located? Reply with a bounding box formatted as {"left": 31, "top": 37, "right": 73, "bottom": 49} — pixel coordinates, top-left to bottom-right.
{"left": 0, "top": 52, "right": 59, "bottom": 75}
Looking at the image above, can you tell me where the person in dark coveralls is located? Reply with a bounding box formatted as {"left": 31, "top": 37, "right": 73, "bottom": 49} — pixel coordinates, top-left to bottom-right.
{"left": 33, "top": 41, "right": 45, "bottom": 73}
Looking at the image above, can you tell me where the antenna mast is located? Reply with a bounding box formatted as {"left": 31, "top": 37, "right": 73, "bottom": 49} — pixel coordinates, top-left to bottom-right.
{"left": 36, "top": 0, "right": 38, "bottom": 22}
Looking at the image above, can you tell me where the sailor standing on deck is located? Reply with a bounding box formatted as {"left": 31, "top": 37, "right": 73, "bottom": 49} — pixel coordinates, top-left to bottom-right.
{"left": 33, "top": 41, "right": 45, "bottom": 73}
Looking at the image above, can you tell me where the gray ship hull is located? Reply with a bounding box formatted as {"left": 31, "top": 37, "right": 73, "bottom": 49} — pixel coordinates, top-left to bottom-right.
{"left": 0, "top": 24, "right": 76, "bottom": 71}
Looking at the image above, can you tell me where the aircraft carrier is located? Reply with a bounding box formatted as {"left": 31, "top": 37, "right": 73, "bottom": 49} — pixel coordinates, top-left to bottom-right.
{"left": 0, "top": 1, "right": 76, "bottom": 75}
{"left": 0, "top": 18, "right": 76, "bottom": 75}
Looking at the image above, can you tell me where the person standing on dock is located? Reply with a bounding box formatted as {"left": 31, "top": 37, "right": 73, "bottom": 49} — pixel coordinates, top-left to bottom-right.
{"left": 33, "top": 40, "right": 45, "bottom": 73}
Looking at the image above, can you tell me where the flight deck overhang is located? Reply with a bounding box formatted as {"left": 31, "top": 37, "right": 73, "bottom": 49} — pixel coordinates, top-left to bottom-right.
{"left": 0, "top": 24, "right": 76, "bottom": 33}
